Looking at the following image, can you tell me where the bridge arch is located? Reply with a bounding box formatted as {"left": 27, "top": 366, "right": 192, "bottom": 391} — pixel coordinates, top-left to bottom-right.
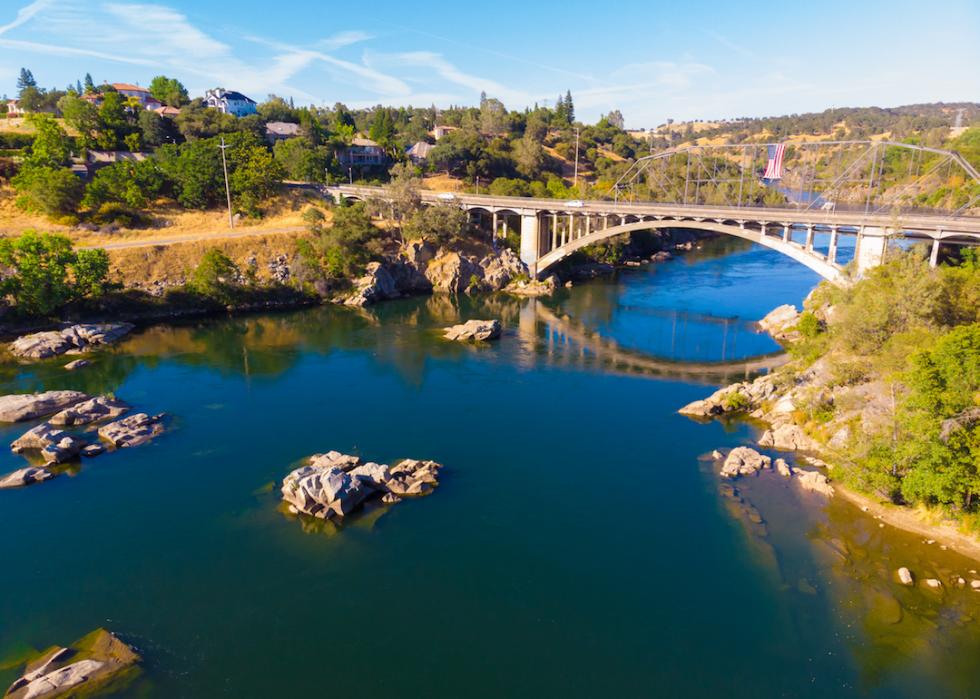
{"left": 534, "top": 219, "right": 846, "bottom": 283}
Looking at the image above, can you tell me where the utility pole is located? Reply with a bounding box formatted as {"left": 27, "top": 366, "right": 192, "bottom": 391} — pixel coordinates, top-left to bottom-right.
{"left": 218, "top": 137, "right": 233, "bottom": 229}
{"left": 573, "top": 127, "right": 580, "bottom": 191}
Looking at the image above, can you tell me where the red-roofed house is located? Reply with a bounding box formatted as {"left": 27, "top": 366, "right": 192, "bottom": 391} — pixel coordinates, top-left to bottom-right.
{"left": 111, "top": 83, "right": 157, "bottom": 109}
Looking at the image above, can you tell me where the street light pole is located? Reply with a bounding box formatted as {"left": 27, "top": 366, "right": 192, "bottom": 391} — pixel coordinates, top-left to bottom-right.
{"left": 218, "top": 137, "right": 234, "bottom": 229}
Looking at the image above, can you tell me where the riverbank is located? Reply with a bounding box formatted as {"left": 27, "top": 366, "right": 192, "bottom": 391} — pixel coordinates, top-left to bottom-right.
{"left": 681, "top": 297, "right": 980, "bottom": 563}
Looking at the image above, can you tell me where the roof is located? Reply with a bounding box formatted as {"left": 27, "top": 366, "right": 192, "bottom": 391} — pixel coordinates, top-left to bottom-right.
{"left": 111, "top": 83, "right": 150, "bottom": 94}
{"left": 406, "top": 142, "right": 434, "bottom": 158}
{"left": 153, "top": 105, "right": 182, "bottom": 116}
{"left": 208, "top": 89, "right": 256, "bottom": 104}
{"left": 266, "top": 122, "right": 300, "bottom": 136}
{"left": 351, "top": 137, "right": 379, "bottom": 147}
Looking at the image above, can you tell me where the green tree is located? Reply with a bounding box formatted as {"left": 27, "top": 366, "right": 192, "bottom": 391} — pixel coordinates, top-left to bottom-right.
{"left": 11, "top": 166, "right": 84, "bottom": 215}
{"left": 189, "top": 248, "right": 240, "bottom": 303}
{"left": 59, "top": 95, "right": 100, "bottom": 146}
{"left": 899, "top": 324, "right": 980, "bottom": 509}
{"left": 0, "top": 231, "right": 109, "bottom": 317}
{"left": 148, "top": 76, "right": 189, "bottom": 107}
{"left": 84, "top": 73, "right": 96, "bottom": 95}
{"left": 405, "top": 202, "right": 470, "bottom": 246}
{"left": 24, "top": 114, "right": 70, "bottom": 167}
{"left": 17, "top": 68, "right": 37, "bottom": 95}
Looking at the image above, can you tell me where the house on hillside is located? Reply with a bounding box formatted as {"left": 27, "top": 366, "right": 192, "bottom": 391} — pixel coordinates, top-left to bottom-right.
{"left": 336, "top": 136, "right": 386, "bottom": 168}
{"left": 406, "top": 141, "right": 434, "bottom": 164}
{"left": 5, "top": 100, "right": 25, "bottom": 116}
{"left": 432, "top": 125, "right": 458, "bottom": 140}
{"left": 204, "top": 88, "right": 257, "bottom": 117}
{"left": 110, "top": 83, "right": 159, "bottom": 109}
{"left": 266, "top": 121, "right": 300, "bottom": 143}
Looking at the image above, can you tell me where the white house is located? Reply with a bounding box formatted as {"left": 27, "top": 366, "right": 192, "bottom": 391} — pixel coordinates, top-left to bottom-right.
{"left": 204, "top": 88, "right": 257, "bottom": 117}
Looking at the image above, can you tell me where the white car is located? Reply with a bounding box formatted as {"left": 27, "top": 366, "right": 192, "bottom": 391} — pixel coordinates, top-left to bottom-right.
{"left": 438, "top": 192, "right": 457, "bottom": 201}
{"left": 566, "top": 200, "right": 584, "bottom": 208}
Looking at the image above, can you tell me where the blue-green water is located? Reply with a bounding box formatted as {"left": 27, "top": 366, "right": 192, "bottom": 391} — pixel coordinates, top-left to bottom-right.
{"left": 2, "top": 238, "right": 980, "bottom": 698}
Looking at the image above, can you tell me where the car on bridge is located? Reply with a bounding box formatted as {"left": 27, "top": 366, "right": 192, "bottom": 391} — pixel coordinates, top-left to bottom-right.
{"left": 566, "top": 200, "right": 584, "bottom": 208}
{"left": 438, "top": 192, "right": 457, "bottom": 201}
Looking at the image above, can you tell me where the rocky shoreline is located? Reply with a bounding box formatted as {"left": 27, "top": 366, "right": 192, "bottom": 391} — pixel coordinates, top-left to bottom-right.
{"left": 681, "top": 300, "right": 980, "bottom": 564}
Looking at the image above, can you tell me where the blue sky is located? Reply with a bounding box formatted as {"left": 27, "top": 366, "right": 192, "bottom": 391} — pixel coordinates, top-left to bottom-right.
{"left": 1, "top": 0, "right": 977, "bottom": 128}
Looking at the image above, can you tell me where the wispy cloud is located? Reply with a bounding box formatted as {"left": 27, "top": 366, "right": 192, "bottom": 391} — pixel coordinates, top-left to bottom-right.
{"left": 0, "top": 0, "right": 54, "bottom": 37}
{"left": 701, "top": 29, "right": 755, "bottom": 58}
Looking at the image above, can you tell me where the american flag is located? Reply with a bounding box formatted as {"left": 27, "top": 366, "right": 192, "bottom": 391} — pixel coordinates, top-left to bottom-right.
{"left": 763, "top": 144, "right": 786, "bottom": 179}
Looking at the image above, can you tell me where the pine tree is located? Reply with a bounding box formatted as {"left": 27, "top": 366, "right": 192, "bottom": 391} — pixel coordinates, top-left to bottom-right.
{"left": 565, "top": 90, "right": 575, "bottom": 125}
{"left": 76, "top": 80, "right": 82, "bottom": 94}
{"left": 554, "top": 95, "right": 567, "bottom": 127}
{"left": 16, "top": 68, "right": 37, "bottom": 94}
{"left": 84, "top": 73, "right": 95, "bottom": 95}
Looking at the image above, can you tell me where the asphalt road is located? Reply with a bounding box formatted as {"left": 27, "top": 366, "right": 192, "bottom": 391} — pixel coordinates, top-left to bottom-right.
{"left": 78, "top": 226, "right": 306, "bottom": 250}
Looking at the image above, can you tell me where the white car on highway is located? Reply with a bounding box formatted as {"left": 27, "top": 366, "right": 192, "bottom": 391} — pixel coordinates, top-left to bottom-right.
{"left": 438, "top": 192, "right": 457, "bottom": 201}
{"left": 566, "top": 200, "right": 584, "bottom": 208}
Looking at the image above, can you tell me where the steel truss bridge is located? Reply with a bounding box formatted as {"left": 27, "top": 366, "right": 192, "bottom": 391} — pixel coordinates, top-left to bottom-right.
{"left": 326, "top": 141, "right": 980, "bottom": 285}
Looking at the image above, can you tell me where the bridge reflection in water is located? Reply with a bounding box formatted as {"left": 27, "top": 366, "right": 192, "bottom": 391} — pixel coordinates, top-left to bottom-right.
{"left": 517, "top": 298, "right": 788, "bottom": 385}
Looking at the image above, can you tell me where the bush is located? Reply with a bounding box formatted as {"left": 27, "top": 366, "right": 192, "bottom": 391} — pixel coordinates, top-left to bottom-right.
{"left": 187, "top": 248, "right": 241, "bottom": 304}
{"left": 11, "top": 166, "right": 84, "bottom": 215}
{"left": 0, "top": 230, "right": 109, "bottom": 318}
{"left": 797, "top": 312, "right": 822, "bottom": 339}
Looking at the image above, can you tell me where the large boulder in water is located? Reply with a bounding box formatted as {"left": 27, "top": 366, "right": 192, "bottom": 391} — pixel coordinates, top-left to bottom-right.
{"left": 11, "top": 423, "right": 88, "bottom": 464}
{"left": 345, "top": 262, "right": 400, "bottom": 307}
{"left": 281, "top": 452, "right": 444, "bottom": 520}
{"left": 3, "top": 628, "right": 141, "bottom": 699}
{"left": 0, "top": 466, "right": 57, "bottom": 489}
{"left": 9, "top": 323, "right": 133, "bottom": 359}
{"left": 0, "top": 391, "right": 91, "bottom": 423}
{"left": 98, "top": 413, "right": 165, "bottom": 448}
{"left": 758, "top": 424, "right": 816, "bottom": 451}
{"left": 50, "top": 397, "right": 130, "bottom": 426}
{"left": 720, "top": 447, "right": 771, "bottom": 478}
{"left": 444, "top": 319, "right": 501, "bottom": 341}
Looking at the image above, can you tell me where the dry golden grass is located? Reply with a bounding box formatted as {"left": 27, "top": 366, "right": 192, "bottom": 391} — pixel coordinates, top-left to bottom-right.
{"left": 0, "top": 116, "right": 82, "bottom": 137}
{"left": 106, "top": 231, "right": 308, "bottom": 285}
{"left": 0, "top": 185, "right": 328, "bottom": 247}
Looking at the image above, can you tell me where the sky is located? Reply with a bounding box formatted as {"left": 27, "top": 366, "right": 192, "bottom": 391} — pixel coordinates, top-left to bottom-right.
{"left": 1, "top": 0, "right": 977, "bottom": 128}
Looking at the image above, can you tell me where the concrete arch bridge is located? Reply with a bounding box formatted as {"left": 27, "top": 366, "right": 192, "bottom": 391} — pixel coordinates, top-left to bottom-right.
{"left": 326, "top": 142, "right": 980, "bottom": 285}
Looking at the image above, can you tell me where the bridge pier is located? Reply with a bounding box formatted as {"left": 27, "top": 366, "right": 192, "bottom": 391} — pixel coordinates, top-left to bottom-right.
{"left": 829, "top": 227, "right": 839, "bottom": 265}
{"left": 930, "top": 237, "right": 942, "bottom": 267}
{"left": 782, "top": 224, "right": 790, "bottom": 243}
{"left": 520, "top": 213, "right": 542, "bottom": 270}
{"left": 855, "top": 226, "right": 888, "bottom": 273}
{"left": 805, "top": 224, "right": 815, "bottom": 252}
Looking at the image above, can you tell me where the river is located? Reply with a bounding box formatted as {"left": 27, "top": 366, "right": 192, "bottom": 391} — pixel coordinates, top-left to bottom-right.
{"left": 2, "top": 236, "right": 980, "bottom": 698}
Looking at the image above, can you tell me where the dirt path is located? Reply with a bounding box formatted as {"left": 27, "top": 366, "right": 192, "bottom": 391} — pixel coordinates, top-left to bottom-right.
{"left": 80, "top": 226, "right": 306, "bottom": 251}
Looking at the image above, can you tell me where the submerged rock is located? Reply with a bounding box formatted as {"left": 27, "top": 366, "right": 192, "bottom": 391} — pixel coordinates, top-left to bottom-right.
{"left": 0, "top": 466, "right": 56, "bottom": 489}
{"left": 63, "top": 359, "right": 92, "bottom": 371}
{"left": 775, "top": 458, "right": 792, "bottom": 478}
{"left": 10, "top": 424, "right": 87, "bottom": 464}
{"left": 3, "top": 628, "right": 141, "bottom": 699}
{"left": 97, "top": 413, "right": 165, "bottom": 448}
{"left": 9, "top": 323, "right": 134, "bottom": 359}
{"left": 50, "top": 397, "right": 130, "bottom": 426}
{"left": 444, "top": 319, "right": 501, "bottom": 341}
{"left": 0, "top": 391, "right": 91, "bottom": 423}
{"left": 281, "top": 452, "right": 444, "bottom": 521}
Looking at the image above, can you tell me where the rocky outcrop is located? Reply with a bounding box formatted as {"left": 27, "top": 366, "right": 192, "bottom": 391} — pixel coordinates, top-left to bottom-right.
{"left": 504, "top": 275, "right": 559, "bottom": 297}
{"left": 758, "top": 304, "right": 801, "bottom": 341}
{"left": 0, "top": 391, "right": 91, "bottom": 423}
{"left": 651, "top": 251, "right": 674, "bottom": 262}
{"left": 720, "top": 447, "right": 771, "bottom": 478}
{"left": 444, "top": 319, "right": 501, "bottom": 341}
{"left": 282, "top": 451, "right": 443, "bottom": 520}
{"left": 98, "top": 413, "right": 165, "bottom": 448}
{"left": 344, "top": 262, "right": 401, "bottom": 307}
{"left": 63, "top": 359, "right": 91, "bottom": 371}
{"left": 0, "top": 467, "right": 56, "bottom": 489}
{"left": 9, "top": 323, "right": 134, "bottom": 359}
{"left": 424, "top": 252, "right": 480, "bottom": 293}
{"left": 793, "top": 468, "right": 835, "bottom": 497}
{"left": 3, "top": 628, "right": 141, "bottom": 699}
{"left": 50, "top": 397, "right": 130, "bottom": 426}
{"left": 11, "top": 424, "right": 88, "bottom": 464}
{"left": 480, "top": 248, "right": 527, "bottom": 290}
{"left": 758, "top": 424, "right": 817, "bottom": 451}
